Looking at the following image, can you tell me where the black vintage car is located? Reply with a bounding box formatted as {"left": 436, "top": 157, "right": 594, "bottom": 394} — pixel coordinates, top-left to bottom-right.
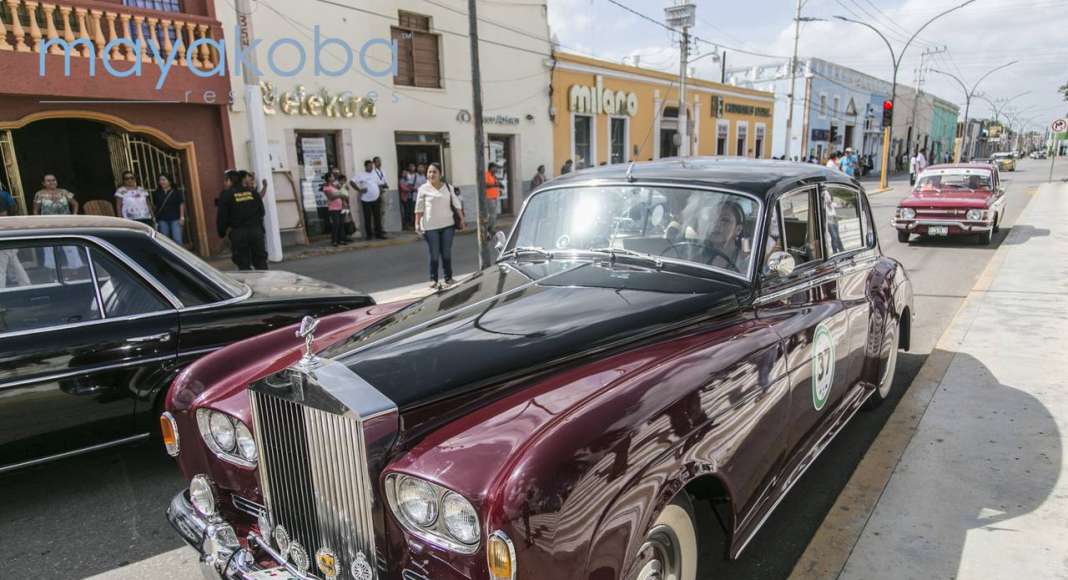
{"left": 0, "top": 216, "right": 373, "bottom": 473}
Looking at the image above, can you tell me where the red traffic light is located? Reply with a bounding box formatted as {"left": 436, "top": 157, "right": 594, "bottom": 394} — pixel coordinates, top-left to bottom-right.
{"left": 883, "top": 100, "right": 893, "bottom": 111}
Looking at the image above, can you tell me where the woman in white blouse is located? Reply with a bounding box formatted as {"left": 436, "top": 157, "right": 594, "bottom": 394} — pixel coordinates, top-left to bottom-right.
{"left": 415, "top": 162, "right": 465, "bottom": 288}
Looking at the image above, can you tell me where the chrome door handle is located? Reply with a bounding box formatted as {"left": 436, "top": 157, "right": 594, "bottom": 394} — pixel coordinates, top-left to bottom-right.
{"left": 127, "top": 332, "right": 171, "bottom": 343}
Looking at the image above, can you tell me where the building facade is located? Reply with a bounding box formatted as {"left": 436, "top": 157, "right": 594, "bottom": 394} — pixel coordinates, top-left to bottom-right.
{"left": 727, "top": 58, "right": 891, "bottom": 165}
{"left": 551, "top": 52, "right": 775, "bottom": 173}
{"left": 218, "top": 0, "right": 554, "bottom": 243}
{"left": 929, "top": 97, "right": 959, "bottom": 163}
{"left": 0, "top": 0, "right": 233, "bottom": 256}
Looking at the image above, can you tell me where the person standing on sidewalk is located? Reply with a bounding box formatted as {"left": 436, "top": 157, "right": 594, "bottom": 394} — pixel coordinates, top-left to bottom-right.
{"left": 415, "top": 162, "right": 465, "bottom": 289}
{"left": 114, "top": 171, "right": 156, "bottom": 226}
{"left": 399, "top": 163, "right": 417, "bottom": 231}
{"left": 353, "top": 159, "right": 386, "bottom": 240}
{"left": 531, "top": 165, "right": 547, "bottom": 190}
{"left": 217, "top": 170, "right": 268, "bottom": 271}
{"left": 322, "top": 173, "right": 349, "bottom": 247}
{"left": 33, "top": 174, "right": 79, "bottom": 215}
{"left": 152, "top": 173, "right": 186, "bottom": 244}
{"left": 909, "top": 151, "right": 919, "bottom": 186}
{"left": 560, "top": 159, "right": 573, "bottom": 175}
{"left": 484, "top": 162, "right": 502, "bottom": 235}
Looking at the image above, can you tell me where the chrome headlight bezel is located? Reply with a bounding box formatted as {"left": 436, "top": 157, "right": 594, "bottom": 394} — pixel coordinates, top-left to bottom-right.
{"left": 899, "top": 207, "right": 916, "bottom": 220}
{"left": 385, "top": 473, "right": 481, "bottom": 553}
{"left": 190, "top": 473, "right": 218, "bottom": 517}
{"left": 966, "top": 208, "right": 984, "bottom": 221}
{"left": 196, "top": 409, "right": 257, "bottom": 468}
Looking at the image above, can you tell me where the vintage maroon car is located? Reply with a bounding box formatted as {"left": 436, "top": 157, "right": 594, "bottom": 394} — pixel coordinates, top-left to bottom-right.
{"left": 893, "top": 163, "right": 1006, "bottom": 245}
{"left": 164, "top": 159, "right": 913, "bottom": 580}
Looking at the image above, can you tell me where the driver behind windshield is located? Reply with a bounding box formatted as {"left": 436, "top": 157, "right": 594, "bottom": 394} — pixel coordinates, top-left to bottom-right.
{"left": 700, "top": 201, "right": 748, "bottom": 272}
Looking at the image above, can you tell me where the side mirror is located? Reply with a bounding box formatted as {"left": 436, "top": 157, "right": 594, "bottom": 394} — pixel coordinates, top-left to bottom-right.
{"left": 766, "top": 251, "right": 796, "bottom": 277}
{"left": 493, "top": 230, "right": 507, "bottom": 252}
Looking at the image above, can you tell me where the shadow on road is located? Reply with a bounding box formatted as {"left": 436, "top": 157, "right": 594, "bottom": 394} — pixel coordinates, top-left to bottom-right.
{"left": 1000, "top": 224, "right": 1051, "bottom": 246}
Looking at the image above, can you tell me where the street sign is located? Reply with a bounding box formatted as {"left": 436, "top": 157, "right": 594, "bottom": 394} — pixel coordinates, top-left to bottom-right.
{"left": 1052, "top": 118, "right": 1068, "bottom": 133}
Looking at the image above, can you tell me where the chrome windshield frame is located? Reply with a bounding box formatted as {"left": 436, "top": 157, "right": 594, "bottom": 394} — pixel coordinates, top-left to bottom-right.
{"left": 502, "top": 180, "right": 765, "bottom": 283}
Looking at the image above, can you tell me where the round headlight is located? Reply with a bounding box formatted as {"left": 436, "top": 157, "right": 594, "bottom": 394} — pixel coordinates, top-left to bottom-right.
{"left": 190, "top": 474, "right": 217, "bottom": 517}
{"left": 235, "top": 422, "right": 257, "bottom": 462}
{"left": 208, "top": 412, "right": 236, "bottom": 452}
{"left": 442, "top": 493, "right": 480, "bottom": 545}
{"left": 900, "top": 207, "right": 916, "bottom": 220}
{"left": 966, "top": 209, "right": 982, "bottom": 221}
{"left": 397, "top": 476, "right": 438, "bottom": 527}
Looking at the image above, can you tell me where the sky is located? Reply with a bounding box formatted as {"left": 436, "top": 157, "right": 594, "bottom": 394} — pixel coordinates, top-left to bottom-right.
{"left": 547, "top": 0, "right": 1068, "bottom": 133}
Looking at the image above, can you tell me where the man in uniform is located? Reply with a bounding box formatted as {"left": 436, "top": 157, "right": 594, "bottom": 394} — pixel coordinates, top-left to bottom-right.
{"left": 217, "top": 170, "right": 268, "bottom": 270}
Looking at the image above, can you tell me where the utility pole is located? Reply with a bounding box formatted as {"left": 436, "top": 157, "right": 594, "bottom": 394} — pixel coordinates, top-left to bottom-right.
{"left": 785, "top": 0, "right": 803, "bottom": 161}
{"left": 666, "top": 3, "right": 696, "bottom": 157}
{"left": 908, "top": 45, "right": 945, "bottom": 157}
{"left": 236, "top": 0, "right": 283, "bottom": 262}
{"left": 467, "top": 0, "right": 489, "bottom": 269}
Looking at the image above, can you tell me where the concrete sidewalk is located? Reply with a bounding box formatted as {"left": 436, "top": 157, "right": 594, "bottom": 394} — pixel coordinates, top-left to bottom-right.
{"left": 794, "top": 180, "right": 1068, "bottom": 579}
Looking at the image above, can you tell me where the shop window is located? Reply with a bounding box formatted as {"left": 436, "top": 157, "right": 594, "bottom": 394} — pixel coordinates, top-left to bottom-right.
{"left": 755, "top": 124, "right": 766, "bottom": 159}
{"left": 609, "top": 117, "right": 627, "bottom": 164}
{"left": 573, "top": 115, "right": 593, "bottom": 168}
{"left": 716, "top": 121, "right": 729, "bottom": 155}
{"left": 736, "top": 122, "right": 748, "bottom": 157}
{"left": 124, "top": 0, "right": 183, "bottom": 12}
{"left": 392, "top": 11, "right": 442, "bottom": 88}
{"left": 819, "top": 95, "right": 827, "bottom": 118}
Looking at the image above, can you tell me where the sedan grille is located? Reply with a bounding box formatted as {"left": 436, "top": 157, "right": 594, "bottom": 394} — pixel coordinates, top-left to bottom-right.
{"left": 250, "top": 389, "right": 378, "bottom": 579}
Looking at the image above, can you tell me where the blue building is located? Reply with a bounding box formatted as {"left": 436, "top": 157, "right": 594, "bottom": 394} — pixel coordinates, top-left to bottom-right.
{"left": 727, "top": 58, "right": 893, "bottom": 167}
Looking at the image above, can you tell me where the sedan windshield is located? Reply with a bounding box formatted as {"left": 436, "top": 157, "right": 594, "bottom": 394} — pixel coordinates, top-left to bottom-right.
{"left": 916, "top": 170, "right": 992, "bottom": 192}
{"left": 508, "top": 185, "right": 760, "bottom": 277}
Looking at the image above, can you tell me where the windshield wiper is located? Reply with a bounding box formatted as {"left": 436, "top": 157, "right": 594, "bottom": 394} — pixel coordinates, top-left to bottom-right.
{"left": 588, "top": 247, "right": 664, "bottom": 268}
{"left": 502, "top": 246, "right": 554, "bottom": 261}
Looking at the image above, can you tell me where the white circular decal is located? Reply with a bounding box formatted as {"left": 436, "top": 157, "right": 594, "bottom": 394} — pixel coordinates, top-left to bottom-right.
{"left": 811, "top": 322, "right": 835, "bottom": 411}
{"left": 650, "top": 204, "right": 665, "bottom": 226}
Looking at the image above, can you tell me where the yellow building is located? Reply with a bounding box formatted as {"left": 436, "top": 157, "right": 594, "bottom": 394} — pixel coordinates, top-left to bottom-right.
{"left": 551, "top": 52, "right": 776, "bottom": 172}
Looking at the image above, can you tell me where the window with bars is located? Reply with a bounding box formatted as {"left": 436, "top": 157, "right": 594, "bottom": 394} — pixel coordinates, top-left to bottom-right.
{"left": 392, "top": 11, "right": 442, "bottom": 88}
{"left": 124, "top": 0, "right": 184, "bottom": 12}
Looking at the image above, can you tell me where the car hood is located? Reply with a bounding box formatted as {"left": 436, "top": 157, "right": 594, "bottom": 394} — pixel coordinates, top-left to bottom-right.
{"left": 227, "top": 270, "right": 368, "bottom": 303}
{"left": 899, "top": 191, "right": 992, "bottom": 208}
{"left": 320, "top": 259, "right": 746, "bottom": 409}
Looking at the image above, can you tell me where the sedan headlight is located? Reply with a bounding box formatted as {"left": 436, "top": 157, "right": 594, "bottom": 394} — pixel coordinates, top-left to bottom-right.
{"left": 899, "top": 207, "right": 916, "bottom": 220}
{"left": 386, "top": 474, "right": 481, "bottom": 552}
{"left": 190, "top": 474, "right": 217, "bottom": 517}
{"left": 196, "top": 409, "right": 257, "bottom": 467}
{"left": 966, "top": 209, "right": 983, "bottom": 221}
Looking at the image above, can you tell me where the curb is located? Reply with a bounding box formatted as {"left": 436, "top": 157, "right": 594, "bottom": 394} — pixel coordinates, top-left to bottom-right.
{"left": 787, "top": 183, "right": 1040, "bottom": 580}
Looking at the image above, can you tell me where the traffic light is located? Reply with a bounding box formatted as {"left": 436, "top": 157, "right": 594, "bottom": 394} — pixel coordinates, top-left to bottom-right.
{"left": 882, "top": 100, "right": 893, "bottom": 127}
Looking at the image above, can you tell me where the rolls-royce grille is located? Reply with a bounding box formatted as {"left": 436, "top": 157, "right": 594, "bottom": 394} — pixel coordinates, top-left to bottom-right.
{"left": 250, "top": 389, "right": 378, "bottom": 579}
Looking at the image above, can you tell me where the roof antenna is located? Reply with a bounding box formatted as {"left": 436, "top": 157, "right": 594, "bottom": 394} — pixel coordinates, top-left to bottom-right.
{"left": 625, "top": 161, "right": 636, "bottom": 182}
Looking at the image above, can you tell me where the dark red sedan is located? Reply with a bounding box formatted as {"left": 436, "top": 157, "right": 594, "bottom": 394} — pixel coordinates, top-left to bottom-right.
{"left": 163, "top": 159, "right": 913, "bottom": 580}
{"left": 893, "top": 163, "right": 1006, "bottom": 245}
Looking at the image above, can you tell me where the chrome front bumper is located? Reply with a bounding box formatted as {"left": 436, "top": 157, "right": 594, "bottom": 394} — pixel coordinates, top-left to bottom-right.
{"left": 891, "top": 219, "right": 993, "bottom": 232}
{"left": 167, "top": 490, "right": 319, "bottom": 580}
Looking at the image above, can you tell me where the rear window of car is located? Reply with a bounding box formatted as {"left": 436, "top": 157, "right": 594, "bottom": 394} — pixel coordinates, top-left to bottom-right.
{"left": 915, "top": 169, "right": 993, "bottom": 191}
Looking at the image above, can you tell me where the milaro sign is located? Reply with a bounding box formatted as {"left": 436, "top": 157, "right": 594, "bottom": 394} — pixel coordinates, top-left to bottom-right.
{"left": 569, "top": 75, "right": 639, "bottom": 117}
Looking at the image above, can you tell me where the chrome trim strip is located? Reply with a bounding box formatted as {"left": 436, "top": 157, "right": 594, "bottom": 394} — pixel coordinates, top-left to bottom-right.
{"left": 84, "top": 246, "right": 107, "bottom": 320}
{"left": 0, "top": 432, "right": 149, "bottom": 474}
{"left": 502, "top": 180, "right": 765, "bottom": 283}
{"left": 753, "top": 271, "right": 840, "bottom": 306}
{"left": 176, "top": 286, "right": 252, "bottom": 313}
{"left": 892, "top": 219, "right": 993, "bottom": 230}
{"left": 0, "top": 352, "right": 176, "bottom": 391}
{"left": 488, "top": 530, "right": 518, "bottom": 580}
{"left": 0, "top": 308, "right": 178, "bottom": 340}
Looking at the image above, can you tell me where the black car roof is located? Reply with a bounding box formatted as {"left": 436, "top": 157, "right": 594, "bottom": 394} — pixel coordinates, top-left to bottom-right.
{"left": 545, "top": 157, "right": 859, "bottom": 201}
{"left": 0, "top": 215, "right": 156, "bottom": 238}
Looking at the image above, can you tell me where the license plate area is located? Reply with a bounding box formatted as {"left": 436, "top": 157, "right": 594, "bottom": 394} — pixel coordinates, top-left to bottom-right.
{"left": 928, "top": 226, "right": 949, "bottom": 236}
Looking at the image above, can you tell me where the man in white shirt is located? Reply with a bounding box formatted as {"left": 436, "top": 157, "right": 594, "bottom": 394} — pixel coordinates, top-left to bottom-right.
{"left": 352, "top": 159, "right": 385, "bottom": 240}
{"left": 909, "top": 152, "right": 919, "bottom": 186}
{"left": 916, "top": 148, "right": 928, "bottom": 173}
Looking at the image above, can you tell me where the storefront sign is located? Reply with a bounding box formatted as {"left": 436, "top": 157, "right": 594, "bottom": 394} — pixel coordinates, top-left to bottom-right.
{"left": 260, "top": 82, "right": 376, "bottom": 118}
{"left": 811, "top": 129, "right": 830, "bottom": 142}
{"left": 724, "top": 102, "right": 771, "bottom": 118}
{"left": 569, "top": 75, "right": 639, "bottom": 117}
{"left": 485, "top": 114, "right": 521, "bottom": 125}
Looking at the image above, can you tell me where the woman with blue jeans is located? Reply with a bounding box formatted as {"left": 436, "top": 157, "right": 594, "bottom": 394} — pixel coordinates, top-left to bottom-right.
{"left": 415, "top": 162, "right": 465, "bottom": 289}
{"left": 152, "top": 173, "right": 186, "bottom": 245}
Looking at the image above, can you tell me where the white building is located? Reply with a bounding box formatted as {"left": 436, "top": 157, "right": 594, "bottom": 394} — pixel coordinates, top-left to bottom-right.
{"left": 216, "top": 0, "right": 553, "bottom": 242}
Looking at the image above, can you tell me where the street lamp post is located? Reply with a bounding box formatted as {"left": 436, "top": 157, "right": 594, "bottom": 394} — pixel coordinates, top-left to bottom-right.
{"left": 835, "top": 0, "right": 975, "bottom": 190}
{"left": 930, "top": 60, "right": 1017, "bottom": 162}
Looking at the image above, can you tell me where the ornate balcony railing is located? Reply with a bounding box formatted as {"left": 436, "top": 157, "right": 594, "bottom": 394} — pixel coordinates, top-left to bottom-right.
{"left": 0, "top": 0, "right": 222, "bottom": 69}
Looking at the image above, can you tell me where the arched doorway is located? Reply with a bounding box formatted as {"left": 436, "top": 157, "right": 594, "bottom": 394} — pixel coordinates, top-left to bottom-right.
{"left": 0, "top": 111, "right": 207, "bottom": 255}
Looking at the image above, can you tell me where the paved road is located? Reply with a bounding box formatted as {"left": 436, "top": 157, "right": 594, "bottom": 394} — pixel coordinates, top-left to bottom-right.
{"left": 0, "top": 160, "right": 1055, "bottom": 580}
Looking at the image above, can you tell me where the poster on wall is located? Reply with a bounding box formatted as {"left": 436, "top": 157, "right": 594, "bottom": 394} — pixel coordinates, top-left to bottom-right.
{"left": 300, "top": 137, "right": 329, "bottom": 208}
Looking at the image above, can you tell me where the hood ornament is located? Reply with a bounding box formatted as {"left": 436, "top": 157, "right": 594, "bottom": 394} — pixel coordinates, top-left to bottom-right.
{"left": 296, "top": 316, "right": 322, "bottom": 370}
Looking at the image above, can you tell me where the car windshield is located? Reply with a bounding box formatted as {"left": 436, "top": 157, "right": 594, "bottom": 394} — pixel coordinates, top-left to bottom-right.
{"left": 992, "top": 153, "right": 1012, "bottom": 159}
{"left": 915, "top": 170, "right": 992, "bottom": 192}
{"left": 155, "top": 233, "right": 246, "bottom": 298}
{"left": 507, "top": 185, "right": 760, "bottom": 277}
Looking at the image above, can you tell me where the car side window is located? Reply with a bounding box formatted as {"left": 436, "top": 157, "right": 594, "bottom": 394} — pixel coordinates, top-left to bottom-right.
{"left": 775, "top": 188, "right": 823, "bottom": 268}
{"left": 0, "top": 243, "right": 101, "bottom": 333}
{"left": 109, "top": 236, "right": 219, "bottom": 306}
{"left": 822, "top": 186, "right": 865, "bottom": 255}
{"left": 89, "top": 248, "right": 171, "bottom": 318}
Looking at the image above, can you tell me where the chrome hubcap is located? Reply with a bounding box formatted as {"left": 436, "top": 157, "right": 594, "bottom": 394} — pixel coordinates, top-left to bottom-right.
{"left": 637, "top": 559, "right": 663, "bottom": 580}
{"left": 634, "top": 526, "right": 681, "bottom": 580}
